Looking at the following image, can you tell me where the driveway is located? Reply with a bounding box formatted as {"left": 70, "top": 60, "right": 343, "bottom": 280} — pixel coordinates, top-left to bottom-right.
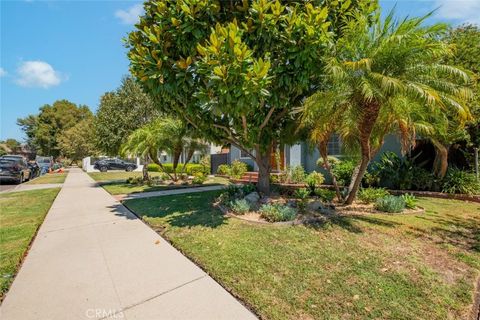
{"left": 0, "top": 168, "right": 256, "bottom": 320}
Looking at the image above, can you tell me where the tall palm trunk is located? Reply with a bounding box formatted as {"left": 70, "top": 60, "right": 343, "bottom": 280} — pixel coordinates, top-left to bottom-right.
{"left": 148, "top": 149, "right": 175, "bottom": 181}
{"left": 345, "top": 101, "right": 381, "bottom": 205}
{"left": 432, "top": 140, "right": 449, "bottom": 178}
{"left": 142, "top": 155, "right": 150, "bottom": 182}
{"left": 318, "top": 142, "right": 343, "bottom": 202}
{"left": 181, "top": 148, "right": 195, "bottom": 174}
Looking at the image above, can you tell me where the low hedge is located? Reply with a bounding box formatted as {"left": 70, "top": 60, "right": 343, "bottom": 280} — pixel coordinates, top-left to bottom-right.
{"left": 147, "top": 163, "right": 210, "bottom": 175}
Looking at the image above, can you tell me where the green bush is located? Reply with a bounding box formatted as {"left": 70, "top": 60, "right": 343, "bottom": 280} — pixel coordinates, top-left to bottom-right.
{"left": 230, "top": 160, "right": 248, "bottom": 179}
{"left": 305, "top": 171, "right": 325, "bottom": 192}
{"left": 375, "top": 195, "right": 406, "bottom": 213}
{"left": 192, "top": 172, "right": 207, "bottom": 184}
{"left": 259, "top": 204, "right": 297, "bottom": 222}
{"left": 315, "top": 188, "right": 336, "bottom": 202}
{"left": 147, "top": 163, "right": 208, "bottom": 175}
{"left": 126, "top": 176, "right": 143, "bottom": 185}
{"left": 147, "top": 163, "right": 161, "bottom": 172}
{"left": 294, "top": 188, "right": 310, "bottom": 212}
{"left": 358, "top": 188, "right": 390, "bottom": 204}
{"left": 331, "top": 159, "right": 356, "bottom": 186}
{"left": 401, "top": 193, "right": 417, "bottom": 209}
{"left": 242, "top": 184, "right": 256, "bottom": 194}
{"left": 229, "top": 199, "right": 250, "bottom": 215}
{"left": 217, "top": 164, "right": 231, "bottom": 176}
{"left": 442, "top": 168, "right": 480, "bottom": 195}
{"left": 285, "top": 165, "right": 306, "bottom": 184}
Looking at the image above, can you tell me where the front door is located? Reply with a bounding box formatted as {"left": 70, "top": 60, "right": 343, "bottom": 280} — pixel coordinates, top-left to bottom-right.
{"left": 270, "top": 146, "right": 285, "bottom": 172}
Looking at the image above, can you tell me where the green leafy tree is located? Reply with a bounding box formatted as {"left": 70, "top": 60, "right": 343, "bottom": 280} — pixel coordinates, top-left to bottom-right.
{"left": 304, "top": 10, "right": 472, "bottom": 204}
{"left": 443, "top": 24, "right": 480, "bottom": 167}
{"left": 58, "top": 117, "right": 98, "bottom": 163}
{"left": 121, "top": 117, "right": 208, "bottom": 181}
{"left": 94, "top": 76, "right": 159, "bottom": 155}
{"left": 126, "top": 0, "right": 376, "bottom": 194}
{"left": 4, "top": 139, "right": 21, "bottom": 153}
{"left": 16, "top": 115, "right": 38, "bottom": 151}
{"left": 17, "top": 100, "right": 92, "bottom": 158}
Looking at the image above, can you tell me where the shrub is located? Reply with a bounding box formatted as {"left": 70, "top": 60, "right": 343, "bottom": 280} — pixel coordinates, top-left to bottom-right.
{"left": 147, "top": 163, "right": 208, "bottom": 175}
{"left": 126, "top": 176, "right": 143, "bottom": 185}
{"left": 375, "top": 195, "right": 406, "bottom": 213}
{"left": 305, "top": 171, "right": 325, "bottom": 192}
{"left": 147, "top": 163, "right": 161, "bottom": 172}
{"left": 294, "top": 188, "right": 310, "bottom": 212}
{"left": 331, "top": 159, "right": 356, "bottom": 186}
{"left": 315, "top": 188, "right": 336, "bottom": 202}
{"left": 147, "top": 175, "right": 165, "bottom": 186}
{"left": 229, "top": 199, "right": 250, "bottom": 215}
{"left": 242, "top": 184, "right": 256, "bottom": 194}
{"left": 286, "top": 165, "right": 306, "bottom": 184}
{"left": 411, "top": 167, "right": 437, "bottom": 191}
{"left": 192, "top": 172, "right": 207, "bottom": 184}
{"left": 259, "top": 204, "right": 297, "bottom": 222}
{"left": 401, "top": 193, "right": 417, "bottom": 209}
{"left": 442, "top": 168, "right": 480, "bottom": 195}
{"left": 270, "top": 174, "right": 281, "bottom": 183}
{"left": 217, "top": 164, "right": 231, "bottom": 176}
{"left": 316, "top": 156, "right": 341, "bottom": 168}
{"left": 230, "top": 160, "right": 248, "bottom": 179}
{"left": 358, "top": 188, "right": 390, "bottom": 204}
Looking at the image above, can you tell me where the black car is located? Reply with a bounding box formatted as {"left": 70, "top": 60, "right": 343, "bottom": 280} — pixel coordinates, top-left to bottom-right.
{"left": 27, "top": 161, "right": 41, "bottom": 180}
{"left": 0, "top": 155, "right": 32, "bottom": 184}
{"left": 93, "top": 158, "right": 137, "bottom": 172}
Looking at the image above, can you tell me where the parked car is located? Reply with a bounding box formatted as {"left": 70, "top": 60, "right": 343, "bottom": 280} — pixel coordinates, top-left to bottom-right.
{"left": 36, "top": 156, "right": 53, "bottom": 175}
{"left": 27, "top": 161, "right": 41, "bottom": 180}
{"left": 93, "top": 158, "right": 137, "bottom": 172}
{"left": 0, "top": 155, "right": 31, "bottom": 184}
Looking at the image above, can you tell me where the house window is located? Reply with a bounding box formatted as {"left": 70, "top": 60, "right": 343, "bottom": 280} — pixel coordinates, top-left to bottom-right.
{"left": 327, "top": 134, "right": 341, "bottom": 155}
{"left": 240, "top": 149, "right": 253, "bottom": 159}
{"left": 162, "top": 155, "right": 167, "bottom": 161}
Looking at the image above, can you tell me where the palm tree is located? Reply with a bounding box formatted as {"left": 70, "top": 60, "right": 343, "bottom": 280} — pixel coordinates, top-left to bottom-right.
{"left": 305, "top": 9, "right": 472, "bottom": 204}
{"left": 121, "top": 117, "right": 207, "bottom": 181}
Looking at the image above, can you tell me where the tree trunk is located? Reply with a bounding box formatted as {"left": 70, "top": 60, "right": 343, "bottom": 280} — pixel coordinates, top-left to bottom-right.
{"left": 432, "top": 142, "right": 449, "bottom": 178}
{"left": 255, "top": 147, "right": 272, "bottom": 195}
{"left": 318, "top": 142, "right": 342, "bottom": 202}
{"left": 345, "top": 101, "right": 381, "bottom": 205}
{"left": 149, "top": 150, "right": 175, "bottom": 181}
{"left": 142, "top": 156, "right": 150, "bottom": 182}
{"left": 181, "top": 148, "right": 195, "bottom": 174}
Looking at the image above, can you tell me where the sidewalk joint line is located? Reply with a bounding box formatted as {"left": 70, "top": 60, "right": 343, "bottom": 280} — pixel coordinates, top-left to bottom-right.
{"left": 99, "top": 275, "right": 208, "bottom": 319}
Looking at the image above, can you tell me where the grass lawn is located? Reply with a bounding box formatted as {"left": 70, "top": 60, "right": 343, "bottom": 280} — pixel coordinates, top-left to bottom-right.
{"left": 0, "top": 188, "right": 60, "bottom": 299}
{"left": 89, "top": 171, "right": 229, "bottom": 195}
{"left": 125, "top": 191, "right": 480, "bottom": 320}
{"left": 26, "top": 173, "right": 67, "bottom": 184}
{"left": 88, "top": 171, "right": 165, "bottom": 182}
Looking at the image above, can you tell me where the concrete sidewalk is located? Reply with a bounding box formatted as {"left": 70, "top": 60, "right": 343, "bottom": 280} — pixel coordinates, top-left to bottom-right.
{"left": 0, "top": 168, "right": 256, "bottom": 320}
{"left": 115, "top": 185, "right": 224, "bottom": 201}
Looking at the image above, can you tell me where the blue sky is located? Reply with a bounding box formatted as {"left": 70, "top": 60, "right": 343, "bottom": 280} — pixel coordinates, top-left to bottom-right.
{"left": 1, "top": 0, "right": 479, "bottom": 141}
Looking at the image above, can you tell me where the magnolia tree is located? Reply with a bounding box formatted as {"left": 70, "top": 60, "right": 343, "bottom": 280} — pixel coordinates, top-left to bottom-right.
{"left": 126, "top": 0, "right": 375, "bottom": 194}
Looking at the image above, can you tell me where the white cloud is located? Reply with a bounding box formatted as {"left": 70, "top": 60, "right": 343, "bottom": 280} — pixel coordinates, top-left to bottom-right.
{"left": 115, "top": 4, "right": 143, "bottom": 25}
{"left": 0, "top": 68, "right": 6, "bottom": 77}
{"left": 435, "top": 0, "right": 480, "bottom": 24}
{"left": 15, "top": 61, "right": 63, "bottom": 88}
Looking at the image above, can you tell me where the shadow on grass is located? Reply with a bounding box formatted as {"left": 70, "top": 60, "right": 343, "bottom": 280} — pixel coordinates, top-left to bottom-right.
{"left": 305, "top": 214, "right": 401, "bottom": 234}
{"left": 123, "top": 191, "right": 227, "bottom": 229}
{"left": 410, "top": 212, "right": 480, "bottom": 252}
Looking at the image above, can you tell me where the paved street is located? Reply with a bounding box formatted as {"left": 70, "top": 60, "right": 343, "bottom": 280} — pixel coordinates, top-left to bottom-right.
{"left": 0, "top": 168, "right": 256, "bottom": 320}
